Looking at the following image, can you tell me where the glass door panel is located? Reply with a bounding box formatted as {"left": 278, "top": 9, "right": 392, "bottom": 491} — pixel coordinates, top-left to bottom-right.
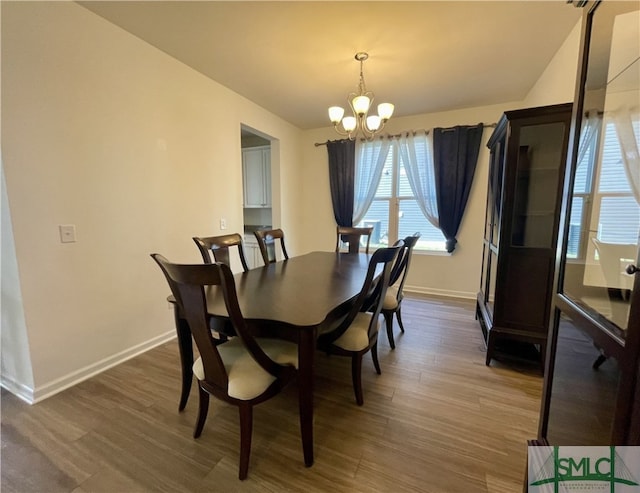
{"left": 489, "top": 139, "right": 504, "bottom": 247}
{"left": 511, "top": 123, "right": 566, "bottom": 248}
{"left": 546, "top": 315, "right": 620, "bottom": 445}
{"left": 560, "top": 2, "right": 639, "bottom": 337}
{"left": 541, "top": 0, "right": 640, "bottom": 447}
{"left": 480, "top": 242, "right": 490, "bottom": 298}
{"left": 487, "top": 248, "right": 498, "bottom": 315}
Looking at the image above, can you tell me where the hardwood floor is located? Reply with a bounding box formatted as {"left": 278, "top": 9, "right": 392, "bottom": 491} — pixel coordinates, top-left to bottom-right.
{"left": 1, "top": 294, "right": 543, "bottom": 492}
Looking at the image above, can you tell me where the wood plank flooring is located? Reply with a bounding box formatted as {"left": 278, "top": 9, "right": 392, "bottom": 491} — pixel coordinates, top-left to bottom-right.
{"left": 1, "top": 294, "right": 543, "bottom": 492}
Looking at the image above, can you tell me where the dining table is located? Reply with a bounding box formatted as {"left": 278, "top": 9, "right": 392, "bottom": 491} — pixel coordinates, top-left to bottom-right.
{"left": 169, "top": 250, "right": 373, "bottom": 467}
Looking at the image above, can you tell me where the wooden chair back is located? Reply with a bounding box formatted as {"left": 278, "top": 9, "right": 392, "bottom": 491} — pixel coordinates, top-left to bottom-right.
{"left": 336, "top": 226, "right": 374, "bottom": 254}
{"left": 254, "top": 228, "right": 289, "bottom": 264}
{"left": 150, "top": 255, "right": 291, "bottom": 392}
{"left": 389, "top": 233, "right": 421, "bottom": 299}
{"left": 324, "top": 243, "right": 402, "bottom": 345}
{"left": 193, "top": 233, "right": 249, "bottom": 272}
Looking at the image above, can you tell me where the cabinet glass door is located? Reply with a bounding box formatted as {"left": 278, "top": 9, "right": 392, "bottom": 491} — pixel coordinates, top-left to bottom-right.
{"left": 543, "top": 0, "right": 639, "bottom": 446}
{"left": 560, "top": 1, "right": 639, "bottom": 337}
{"left": 546, "top": 314, "right": 621, "bottom": 445}
{"left": 511, "top": 123, "right": 566, "bottom": 248}
{"left": 488, "top": 139, "right": 504, "bottom": 248}
{"left": 482, "top": 135, "right": 504, "bottom": 317}
{"left": 487, "top": 249, "right": 498, "bottom": 315}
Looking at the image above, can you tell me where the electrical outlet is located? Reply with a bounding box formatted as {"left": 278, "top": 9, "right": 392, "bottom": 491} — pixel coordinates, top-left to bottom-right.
{"left": 220, "top": 218, "right": 227, "bottom": 230}
{"left": 59, "top": 224, "right": 76, "bottom": 243}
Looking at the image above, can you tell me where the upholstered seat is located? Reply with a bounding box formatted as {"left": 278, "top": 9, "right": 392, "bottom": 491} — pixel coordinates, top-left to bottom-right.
{"left": 193, "top": 338, "right": 298, "bottom": 400}
{"left": 382, "top": 286, "right": 399, "bottom": 310}
{"left": 332, "top": 313, "right": 380, "bottom": 352}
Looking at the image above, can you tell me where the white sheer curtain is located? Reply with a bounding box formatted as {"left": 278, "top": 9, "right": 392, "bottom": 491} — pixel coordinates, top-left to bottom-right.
{"left": 578, "top": 111, "right": 602, "bottom": 166}
{"left": 352, "top": 138, "right": 392, "bottom": 225}
{"left": 613, "top": 108, "right": 640, "bottom": 204}
{"left": 397, "top": 132, "right": 439, "bottom": 228}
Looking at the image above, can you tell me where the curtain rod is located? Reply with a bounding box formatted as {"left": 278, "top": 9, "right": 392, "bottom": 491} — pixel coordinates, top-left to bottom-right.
{"left": 314, "top": 122, "right": 497, "bottom": 147}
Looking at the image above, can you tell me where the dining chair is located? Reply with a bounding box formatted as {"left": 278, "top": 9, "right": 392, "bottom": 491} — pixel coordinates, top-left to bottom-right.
{"left": 254, "top": 228, "right": 289, "bottom": 264}
{"left": 335, "top": 226, "right": 374, "bottom": 254}
{"left": 317, "top": 242, "right": 402, "bottom": 405}
{"left": 193, "top": 233, "right": 250, "bottom": 272}
{"left": 150, "top": 254, "right": 300, "bottom": 480}
{"left": 193, "top": 233, "right": 251, "bottom": 343}
{"left": 382, "top": 233, "right": 421, "bottom": 349}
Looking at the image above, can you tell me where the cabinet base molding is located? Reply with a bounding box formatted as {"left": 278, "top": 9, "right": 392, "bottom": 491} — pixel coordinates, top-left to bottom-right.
{"left": 476, "top": 295, "right": 546, "bottom": 371}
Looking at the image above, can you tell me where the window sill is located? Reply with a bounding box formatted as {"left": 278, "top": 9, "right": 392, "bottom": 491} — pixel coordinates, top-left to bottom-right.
{"left": 414, "top": 248, "right": 449, "bottom": 256}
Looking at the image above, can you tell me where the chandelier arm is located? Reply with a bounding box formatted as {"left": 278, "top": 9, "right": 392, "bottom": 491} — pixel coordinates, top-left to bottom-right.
{"left": 347, "top": 94, "right": 357, "bottom": 117}
{"left": 331, "top": 119, "right": 357, "bottom": 140}
{"left": 360, "top": 116, "right": 376, "bottom": 140}
{"left": 332, "top": 124, "right": 349, "bottom": 137}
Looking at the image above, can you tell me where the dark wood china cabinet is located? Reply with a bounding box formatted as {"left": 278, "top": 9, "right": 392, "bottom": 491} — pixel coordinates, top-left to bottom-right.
{"left": 477, "top": 103, "right": 573, "bottom": 367}
{"left": 537, "top": 0, "right": 640, "bottom": 446}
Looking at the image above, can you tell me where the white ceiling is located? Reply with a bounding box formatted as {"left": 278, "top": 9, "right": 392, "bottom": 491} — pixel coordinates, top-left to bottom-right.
{"left": 79, "top": 1, "right": 583, "bottom": 130}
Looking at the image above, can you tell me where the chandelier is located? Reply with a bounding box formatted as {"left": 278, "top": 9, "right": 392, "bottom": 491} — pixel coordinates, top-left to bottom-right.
{"left": 328, "top": 52, "right": 394, "bottom": 140}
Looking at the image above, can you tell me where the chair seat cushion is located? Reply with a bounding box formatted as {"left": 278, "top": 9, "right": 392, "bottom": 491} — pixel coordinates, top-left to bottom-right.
{"left": 333, "top": 312, "right": 379, "bottom": 352}
{"left": 193, "top": 338, "right": 298, "bottom": 400}
{"left": 382, "top": 286, "right": 399, "bottom": 310}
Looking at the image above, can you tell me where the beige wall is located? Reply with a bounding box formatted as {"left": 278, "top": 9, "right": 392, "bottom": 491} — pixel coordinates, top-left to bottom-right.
{"left": 1, "top": 2, "right": 302, "bottom": 402}
{"left": 1, "top": 2, "right": 581, "bottom": 402}
{"left": 523, "top": 19, "right": 582, "bottom": 107}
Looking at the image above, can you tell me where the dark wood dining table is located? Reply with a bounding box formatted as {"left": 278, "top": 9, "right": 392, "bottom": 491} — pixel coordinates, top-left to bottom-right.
{"left": 170, "top": 251, "right": 372, "bottom": 467}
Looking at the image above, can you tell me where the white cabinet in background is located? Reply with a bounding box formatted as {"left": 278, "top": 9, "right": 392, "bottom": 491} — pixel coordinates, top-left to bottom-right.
{"left": 242, "top": 146, "right": 271, "bottom": 208}
{"left": 244, "top": 235, "right": 263, "bottom": 269}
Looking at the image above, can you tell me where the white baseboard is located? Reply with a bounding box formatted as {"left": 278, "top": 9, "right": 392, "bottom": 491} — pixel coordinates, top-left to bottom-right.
{"left": 0, "top": 377, "right": 34, "bottom": 405}
{"left": 404, "top": 284, "right": 476, "bottom": 300}
{"left": 1, "top": 330, "right": 176, "bottom": 405}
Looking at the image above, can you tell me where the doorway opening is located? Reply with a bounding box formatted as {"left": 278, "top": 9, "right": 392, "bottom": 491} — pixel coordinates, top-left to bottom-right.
{"left": 241, "top": 125, "right": 274, "bottom": 268}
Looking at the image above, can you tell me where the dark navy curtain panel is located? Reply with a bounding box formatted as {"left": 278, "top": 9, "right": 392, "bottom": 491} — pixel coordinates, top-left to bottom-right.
{"left": 433, "top": 124, "right": 484, "bottom": 253}
{"left": 327, "top": 139, "right": 356, "bottom": 227}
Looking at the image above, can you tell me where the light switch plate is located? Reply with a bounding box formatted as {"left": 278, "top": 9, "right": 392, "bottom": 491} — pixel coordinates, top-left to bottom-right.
{"left": 220, "top": 218, "right": 227, "bottom": 230}
{"left": 59, "top": 224, "right": 76, "bottom": 243}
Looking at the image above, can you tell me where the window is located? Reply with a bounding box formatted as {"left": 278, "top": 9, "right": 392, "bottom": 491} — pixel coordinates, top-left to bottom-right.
{"left": 355, "top": 138, "right": 446, "bottom": 251}
{"left": 566, "top": 120, "right": 598, "bottom": 258}
{"left": 568, "top": 115, "right": 640, "bottom": 259}
{"left": 595, "top": 120, "right": 639, "bottom": 244}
